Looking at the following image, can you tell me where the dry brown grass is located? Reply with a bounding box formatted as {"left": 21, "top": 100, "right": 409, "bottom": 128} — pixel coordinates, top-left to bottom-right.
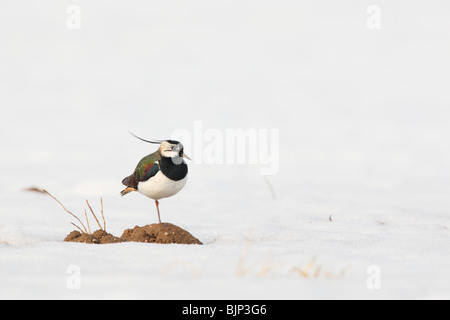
{"left": 235, "top": 240, "right": 284, "bottom": 277}
{"left": 25, "top": 187, "right": 107, "bottom": 234}
{"left": 236, "top": 241, "right": 349, "bottom": 279}
{"left": 291, "top": 256, "right": 349, "bottom": 279}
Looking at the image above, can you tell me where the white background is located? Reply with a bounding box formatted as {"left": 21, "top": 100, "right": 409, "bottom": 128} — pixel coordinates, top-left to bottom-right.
{"left": 1, "top": 1, "right": 449, "bottom": 299}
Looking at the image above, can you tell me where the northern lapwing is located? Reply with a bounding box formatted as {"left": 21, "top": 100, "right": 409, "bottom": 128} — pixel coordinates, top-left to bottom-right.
{"left": 121, "top": 133, "right": 190, "bottom": 224}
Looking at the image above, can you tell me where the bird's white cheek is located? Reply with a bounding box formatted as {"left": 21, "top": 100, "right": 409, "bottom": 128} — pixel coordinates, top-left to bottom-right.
{"left": 161, "top": 150, "right": 176, "bottom": 158}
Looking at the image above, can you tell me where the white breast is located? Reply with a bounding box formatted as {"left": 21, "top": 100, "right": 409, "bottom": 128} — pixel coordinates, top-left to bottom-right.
{"left": 137, "top": 171, "right": 188, "bottom": 200}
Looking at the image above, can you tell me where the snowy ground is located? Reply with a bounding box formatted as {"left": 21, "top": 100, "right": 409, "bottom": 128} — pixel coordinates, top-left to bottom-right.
{"left": 1, "top": 1, "right": 450, "bottom": 299}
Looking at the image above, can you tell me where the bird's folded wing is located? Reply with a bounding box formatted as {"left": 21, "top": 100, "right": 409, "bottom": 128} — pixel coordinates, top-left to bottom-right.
{"left": 122, "top": 153, "right": 161, "bottom": 189}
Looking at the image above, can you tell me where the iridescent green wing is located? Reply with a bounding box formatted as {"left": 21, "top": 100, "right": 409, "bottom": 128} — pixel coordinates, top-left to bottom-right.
{"left": 134, "top": 151, "right": 161, "bottom": 182}
{"left": 122, "top": 151, "right": 161, "bottom": 189}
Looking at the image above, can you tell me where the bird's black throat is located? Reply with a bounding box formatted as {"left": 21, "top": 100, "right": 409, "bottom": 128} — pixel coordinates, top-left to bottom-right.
{"left": 159, "top": 156, "right": 188, "bottom": 181}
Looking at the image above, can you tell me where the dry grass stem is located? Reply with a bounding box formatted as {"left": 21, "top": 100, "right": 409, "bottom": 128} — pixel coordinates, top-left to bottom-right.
{"left": 26, "top": 187, "right": 88, "bottom": 233}
{"left": 86, "top": 199, "right": 103, "bottom": 231}
{"left": 101, "top": 198, "right": 106, "bottom": 232}
{"left": 26, "top": 187, "right": 108, "bottom": 235}
{"left": 291, "top": 257, "right": 348, "bottom": 279}
{"left": 70, "top": 222, "right": 85, "bottom": 233}
{"left": 84, "top": 209, "right": 92, "bottom": 234}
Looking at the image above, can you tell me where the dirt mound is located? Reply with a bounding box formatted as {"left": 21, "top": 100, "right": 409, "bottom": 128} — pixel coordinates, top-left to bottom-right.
{"left": 64, "top": 224, "right": 202, "bottom": 245}
{"left": 121, "top": 223, "right": 202, "bottom": 245}
{"left": 64, "top": 230, "right": 124, "bottom": 244}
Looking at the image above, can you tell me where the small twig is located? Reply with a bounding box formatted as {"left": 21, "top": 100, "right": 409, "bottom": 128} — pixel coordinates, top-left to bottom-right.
{"left": 86, "top": 199, "right": 103, "bottom": 231}
{"left": 70, "top": 222, "right": 85, "bottom": 234}
{"left": 313, "top": 265, "right": 322, "bottom": 278}
{"left": 292, "top": 256, "right": 317, "bottom": 278}
{"left": 84, "top": 209, "right": 92, "bottom": 234}
{"left": 100, "top": 198, "right": 106, "bottom": 232}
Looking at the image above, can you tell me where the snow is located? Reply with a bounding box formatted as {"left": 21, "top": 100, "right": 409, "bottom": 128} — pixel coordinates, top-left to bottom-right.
{"left": 1, "top": 0, "right": 450, "bottom": 299}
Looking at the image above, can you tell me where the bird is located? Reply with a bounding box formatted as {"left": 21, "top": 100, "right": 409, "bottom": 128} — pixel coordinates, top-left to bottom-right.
{"left": 120, "top": 133, "right": 190, "bottom": 224}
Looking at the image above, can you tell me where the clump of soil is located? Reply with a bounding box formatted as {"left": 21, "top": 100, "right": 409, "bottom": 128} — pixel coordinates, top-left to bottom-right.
{"left": 121, "top": 223, "right": 203, "bottom": 245}
{"left": 64, "top": 224, "right": 202, "bottom": 245}
{"left": 27, "top": 187, "right": 202, "bottom": 245}
{"left": 64, "top": 230, "right": 124, "bottom": 244}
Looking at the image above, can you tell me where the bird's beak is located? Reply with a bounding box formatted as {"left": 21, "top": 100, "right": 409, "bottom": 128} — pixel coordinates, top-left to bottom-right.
{"left": 183, "top": 153, "right": 192, "bottom": 161}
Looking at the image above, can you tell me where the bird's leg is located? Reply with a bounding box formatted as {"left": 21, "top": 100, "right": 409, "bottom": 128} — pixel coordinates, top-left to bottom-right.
{"left": 155, "top": 200, "right": 162, "bottom": 224}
